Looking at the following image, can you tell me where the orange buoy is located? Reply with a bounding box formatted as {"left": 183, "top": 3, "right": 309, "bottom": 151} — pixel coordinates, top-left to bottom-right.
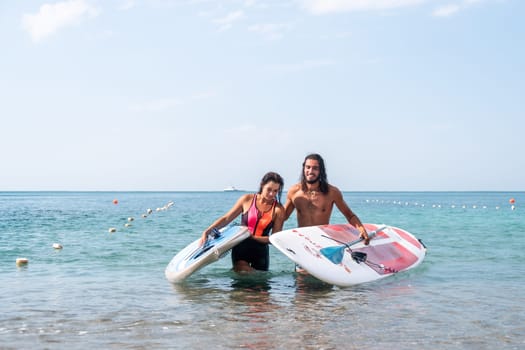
{"left": 509, "top": 198, "right": 515, "bottom": 204}
{"left": 113, "top": 199, "right": 119, "bottom": 205}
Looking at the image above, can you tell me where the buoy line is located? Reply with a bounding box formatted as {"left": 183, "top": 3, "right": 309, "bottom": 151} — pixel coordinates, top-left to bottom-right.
{"left": 364, "top": 198, "right": 518, "bottom": 211}
{"left": 109, "top": 200, "right": 175, "bottom": 233}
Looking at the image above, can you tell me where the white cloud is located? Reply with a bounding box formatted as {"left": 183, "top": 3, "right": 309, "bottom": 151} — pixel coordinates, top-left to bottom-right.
{"left": 248, "top": 22, "right": 293, "bottom": 40}
{"left": 299, "top": 0, "right": 425, "bottom": 14}
{"left": 22, "top": 0, "right": 99, "bottom": 42}
{"left": 432, "top": 4, "right": 461, "bottom": 16}
{"left": 298, "top": 0, "right": 489, "bottom": 18}
{"left": 432, "top": 0, "right": 484, "bottom": 17}
{"left": 118, "top": 0, "right": 136, "bottom": 11}
{"left": 213, "top": 10, "right": 245, "bottom": 31}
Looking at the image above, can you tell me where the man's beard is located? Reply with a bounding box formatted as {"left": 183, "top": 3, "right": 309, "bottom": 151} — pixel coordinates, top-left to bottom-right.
{"left": 306, "top": 176, "right": 319, "bottom": 184}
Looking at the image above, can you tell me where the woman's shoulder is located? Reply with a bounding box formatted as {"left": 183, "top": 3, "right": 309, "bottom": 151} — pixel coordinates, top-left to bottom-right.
{"left": 235, "top": 193, "right": 255, "bottom": 206}
{"left": 274, "top": 201, "right": 285, "bottom": 214}
{"left": 274, "top": 202, "right": 285, "bottom": 219}
{"left": 239, "top": 193, "right": 256, "bottom": 201}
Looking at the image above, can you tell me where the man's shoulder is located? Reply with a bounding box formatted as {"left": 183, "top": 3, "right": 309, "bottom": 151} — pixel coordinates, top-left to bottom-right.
{"left": 287, "top": 183, "right": 302, "bottom": 193}
{"left": 327, "top": 184, "right": 342, "bottom": 196}
{"left": 328, "top": 183, "right": 340, "bottom": 191}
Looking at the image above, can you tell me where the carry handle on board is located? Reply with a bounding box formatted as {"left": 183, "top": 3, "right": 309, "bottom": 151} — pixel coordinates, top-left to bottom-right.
{"left": 209, "top": 228, "right": 221, "bottom": 239}
{"left": 194, "top": 228, "right": 223, "bottom": 260}
{"left": 320, "top": 225, "right": 388, "bottom": 264}
{"left": 203, "top": 227, "right": 222, "bottom": 244}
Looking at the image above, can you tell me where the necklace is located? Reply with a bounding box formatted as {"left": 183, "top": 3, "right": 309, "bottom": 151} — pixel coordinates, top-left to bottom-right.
{"left": 306, "top": 188, "right": 319, "bottom": 208}
{"left": 307, "top": 187, "right": 319, "bottom": 197}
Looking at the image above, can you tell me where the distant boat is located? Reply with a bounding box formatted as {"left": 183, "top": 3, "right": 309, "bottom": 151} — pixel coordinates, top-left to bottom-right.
{"left": 223, "top": 186, "right": 240, "bottom": 192}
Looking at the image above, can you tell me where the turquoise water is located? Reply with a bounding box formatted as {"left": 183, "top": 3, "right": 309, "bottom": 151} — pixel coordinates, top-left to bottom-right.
{"left": 1, "top": 191, "right": 524, "bottom": 349}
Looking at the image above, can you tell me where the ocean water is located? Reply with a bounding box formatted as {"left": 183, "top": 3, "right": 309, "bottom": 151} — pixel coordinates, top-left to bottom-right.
{"left": 1, "top": 191, "right": 524, "bottom": 349}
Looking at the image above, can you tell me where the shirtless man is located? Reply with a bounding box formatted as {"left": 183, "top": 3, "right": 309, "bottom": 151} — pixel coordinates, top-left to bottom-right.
{"left": 284, "top": 153, "right": 369, "bottom": 244}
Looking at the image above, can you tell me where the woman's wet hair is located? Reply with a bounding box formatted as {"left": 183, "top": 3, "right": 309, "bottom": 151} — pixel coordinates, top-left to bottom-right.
{"left": 258, "top": 171, "right": 284, "bottom": 203}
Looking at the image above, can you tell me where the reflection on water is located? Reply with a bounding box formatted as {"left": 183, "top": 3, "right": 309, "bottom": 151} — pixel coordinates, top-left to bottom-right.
{"left": 167, "top": 271, "right": 344, "bottom": 349}
{"left": 229, "top": 277, "right": 277, "bottom": 350}
{"left": 293, "top": 272, "right": 334, "bottom": 293}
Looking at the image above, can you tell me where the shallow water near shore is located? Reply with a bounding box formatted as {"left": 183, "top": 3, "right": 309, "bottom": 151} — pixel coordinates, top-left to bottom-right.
{"left": 1, "top": 191, "right": 524, "bottom": 349}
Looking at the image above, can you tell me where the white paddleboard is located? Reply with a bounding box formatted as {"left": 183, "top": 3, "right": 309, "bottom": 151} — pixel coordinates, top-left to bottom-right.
{"left": 165, "top": 225, "right": 250, "bottom": 283}
{"left": 269, "top": 223, "right": 426, "bottom": 287}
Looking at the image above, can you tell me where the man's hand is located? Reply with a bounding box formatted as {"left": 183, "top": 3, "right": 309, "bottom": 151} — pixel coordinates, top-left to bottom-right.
{"left": 360, "top": 229, "right": 370, "bottom": 245}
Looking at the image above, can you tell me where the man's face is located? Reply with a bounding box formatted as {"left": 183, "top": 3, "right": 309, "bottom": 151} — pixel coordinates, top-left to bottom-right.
{"left": 304, "top": 159, "right": 320, "bottom": 184}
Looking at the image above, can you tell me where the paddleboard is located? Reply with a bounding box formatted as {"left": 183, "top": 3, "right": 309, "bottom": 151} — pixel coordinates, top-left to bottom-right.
{"left": 269, "top": 223, "right": 426, "bottom": 287}
{"left": 165, "top": 225, "right": 250, "bottom": 283}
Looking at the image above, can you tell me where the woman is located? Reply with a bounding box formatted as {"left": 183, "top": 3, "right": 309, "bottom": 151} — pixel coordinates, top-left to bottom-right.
{"left": 201, "top": 172, "right": 285, "bottom": 272}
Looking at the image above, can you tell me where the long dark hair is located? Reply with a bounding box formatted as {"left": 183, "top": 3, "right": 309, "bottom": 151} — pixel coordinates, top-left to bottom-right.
{"left": 301, "top": 153, "right": 329, "bottom": 194}
{"left": 258, "top": 171, "right": 284, "bottom": 203}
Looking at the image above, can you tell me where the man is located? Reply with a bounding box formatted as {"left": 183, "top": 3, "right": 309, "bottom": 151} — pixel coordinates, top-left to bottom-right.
{"left": 284, "top": 153, "right": 369, "bottom": 244}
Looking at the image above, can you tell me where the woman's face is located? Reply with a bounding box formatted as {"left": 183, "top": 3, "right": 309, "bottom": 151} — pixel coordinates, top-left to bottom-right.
{"left": 261, "top": 181, "right": 281, "bottom": 201}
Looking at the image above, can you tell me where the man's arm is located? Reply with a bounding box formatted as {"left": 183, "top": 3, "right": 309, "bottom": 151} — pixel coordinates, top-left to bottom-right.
{"left": 332, "top": 187, "right": 369, "bottom": 244}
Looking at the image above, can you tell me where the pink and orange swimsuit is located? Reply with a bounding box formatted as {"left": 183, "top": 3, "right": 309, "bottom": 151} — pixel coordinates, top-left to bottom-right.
{"left": 232, "top": 194, "right": 276, "bottom": 270}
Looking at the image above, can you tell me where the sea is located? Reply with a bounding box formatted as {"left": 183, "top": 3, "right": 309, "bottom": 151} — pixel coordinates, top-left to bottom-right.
{"left": 1, "top": 191, "right": 523, "bottom": 349}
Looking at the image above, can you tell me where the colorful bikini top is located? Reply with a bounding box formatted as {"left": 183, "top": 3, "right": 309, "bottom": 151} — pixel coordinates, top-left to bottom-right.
{"left": 241, "top": 194, "right": 276, "bottom": 237}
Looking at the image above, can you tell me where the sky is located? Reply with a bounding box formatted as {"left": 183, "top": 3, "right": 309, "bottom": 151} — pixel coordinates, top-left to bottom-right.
{"left": 1, "top": 0, "right": 524, "bottom": 191}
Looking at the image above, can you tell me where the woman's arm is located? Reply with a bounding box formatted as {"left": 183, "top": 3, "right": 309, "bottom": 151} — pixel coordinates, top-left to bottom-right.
{"left": 200, "top": 194, "right": 250, "bottom": 244}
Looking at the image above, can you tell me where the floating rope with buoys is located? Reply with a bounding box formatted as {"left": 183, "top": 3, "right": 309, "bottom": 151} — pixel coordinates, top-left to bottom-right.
{"left": 364, "top": 198, "right": 519, "bottom": 211}
{"left": 108, "top": 199, "right": 175, "bottom": 233}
